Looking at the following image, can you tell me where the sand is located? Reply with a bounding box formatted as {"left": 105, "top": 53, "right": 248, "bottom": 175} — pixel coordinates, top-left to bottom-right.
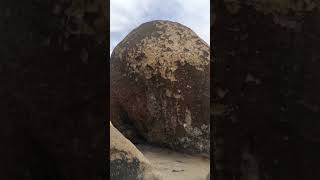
{"left": 136, "top": 144, "right": 210, "bottom": 180}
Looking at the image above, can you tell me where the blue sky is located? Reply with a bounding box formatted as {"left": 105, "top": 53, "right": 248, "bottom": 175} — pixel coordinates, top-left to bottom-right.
{"left": 110, "top": 0, "right": 210, "bottom": 55}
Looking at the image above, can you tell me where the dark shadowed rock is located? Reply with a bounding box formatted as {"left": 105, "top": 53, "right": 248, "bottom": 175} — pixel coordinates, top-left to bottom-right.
{"left": 110, "top": 20, "right": 210, "bottom": 154}
{"left": 0, "top": 0, "right": 106, "bottom": 179}
{"left": 213, "top": 0, "right": 320, "bottom": 180}
{"left": 110, "top": 122, "right": 162, "bottom": 180}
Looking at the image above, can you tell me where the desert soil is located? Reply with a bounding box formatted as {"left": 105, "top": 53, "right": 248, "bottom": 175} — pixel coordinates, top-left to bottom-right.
{"left": 136, "top": 144, "right": 210, "bottom": 180}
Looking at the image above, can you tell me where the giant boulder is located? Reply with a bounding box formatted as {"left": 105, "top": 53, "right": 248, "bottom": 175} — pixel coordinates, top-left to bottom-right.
{"left": 110, "top": 20, "right": 210, "bottom": 154}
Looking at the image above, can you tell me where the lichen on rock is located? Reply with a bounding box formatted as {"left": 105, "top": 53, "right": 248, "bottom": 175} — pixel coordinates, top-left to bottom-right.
{"left": 112, "top": 20, "right": 209, "bottom": 82}
{"left": 111, "top": 20, "right": 210, "bottom": 155}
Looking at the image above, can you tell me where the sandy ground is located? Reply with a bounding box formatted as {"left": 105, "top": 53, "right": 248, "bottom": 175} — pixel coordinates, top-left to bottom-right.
{"left": 136, "top": 144, "right": 210, "bottom": 180}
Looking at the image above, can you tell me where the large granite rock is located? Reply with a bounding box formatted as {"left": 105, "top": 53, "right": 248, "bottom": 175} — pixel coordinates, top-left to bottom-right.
{"left": 110, "top": 20, "right": 210, "bottom": 154}
{"left": 212, "top": 0, "right": 320, "bottom": 180}
{"left": 110, "top": 122, "right": 162, "bottom": 180}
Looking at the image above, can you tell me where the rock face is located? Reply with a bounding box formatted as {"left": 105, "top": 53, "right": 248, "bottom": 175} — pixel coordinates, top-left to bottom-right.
{"left": 110, "top": 122, "right": 162, "bottom": 180}
{"left": 213, "top": 0, "right": 320, "bottom": 180}
{"left": 110, "top": 20, "right": 210, "bottom": 154}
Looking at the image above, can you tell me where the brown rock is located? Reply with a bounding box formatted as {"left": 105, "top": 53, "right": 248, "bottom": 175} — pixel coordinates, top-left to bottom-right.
{"left": 110, "top": 20, "right": 210, "bottom": 154}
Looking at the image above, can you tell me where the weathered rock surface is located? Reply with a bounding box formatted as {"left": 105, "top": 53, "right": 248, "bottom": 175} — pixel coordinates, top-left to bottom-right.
{"left": 110, "top": 20, "right": 210, "bottom": 154}
{"left": 213, "top": 0, "right": 320, "bottom": 180}
{"left": 110, "top": 122, "right": 162, "bottom": 180}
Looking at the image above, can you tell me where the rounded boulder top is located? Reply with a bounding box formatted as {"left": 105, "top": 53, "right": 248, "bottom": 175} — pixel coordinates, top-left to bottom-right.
{"left": 111, "top": 20, "right": 209, "bottom": 81}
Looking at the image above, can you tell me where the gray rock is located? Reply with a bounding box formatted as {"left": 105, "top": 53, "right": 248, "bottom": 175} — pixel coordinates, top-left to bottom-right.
{"left": 110, "top": 122, "right": 162, "bottom": 180}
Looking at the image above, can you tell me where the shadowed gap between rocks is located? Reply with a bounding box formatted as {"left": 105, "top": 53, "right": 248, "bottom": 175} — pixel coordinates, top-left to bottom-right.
{"left": 118, "top": 106, "right": 148, "bottom": 145}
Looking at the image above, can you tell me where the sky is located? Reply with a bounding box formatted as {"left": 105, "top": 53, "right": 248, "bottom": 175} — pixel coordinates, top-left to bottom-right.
{"left": 110, "top": 0, "right": 210, "bottom": 55}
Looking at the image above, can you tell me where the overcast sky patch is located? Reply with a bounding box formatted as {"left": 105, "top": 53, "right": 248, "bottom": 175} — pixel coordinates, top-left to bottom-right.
{"left": 110, "top": 0, "right": 210, "bottom": 55}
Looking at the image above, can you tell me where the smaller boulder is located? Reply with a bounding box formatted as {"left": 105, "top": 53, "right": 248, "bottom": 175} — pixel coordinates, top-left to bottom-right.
{"left": 110, "top": 122, "right": 162, "bottom": 180}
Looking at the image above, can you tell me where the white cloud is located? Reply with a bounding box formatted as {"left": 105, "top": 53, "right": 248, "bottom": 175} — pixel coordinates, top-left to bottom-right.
{"left": 176, "top": 0, "right": 210, "bottom": 43}
{"left": 110, "top": 0, "right": 153, "bottom": 33}
{"left": 110, "top": 0, "right": 210, "bottom": 55}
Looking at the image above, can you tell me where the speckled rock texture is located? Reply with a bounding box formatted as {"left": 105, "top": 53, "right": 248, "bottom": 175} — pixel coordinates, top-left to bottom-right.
{"left": 111, "top": 20, "right": 210, "bottom": 154}
{"left": 213, "top": 0, "right": 320, "bottom": 180}
{"left": 110, "top": 122, "right": 163, "bottom": 180}
{"left": 0, "top": 0, "right": 106, "bottom": 179}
